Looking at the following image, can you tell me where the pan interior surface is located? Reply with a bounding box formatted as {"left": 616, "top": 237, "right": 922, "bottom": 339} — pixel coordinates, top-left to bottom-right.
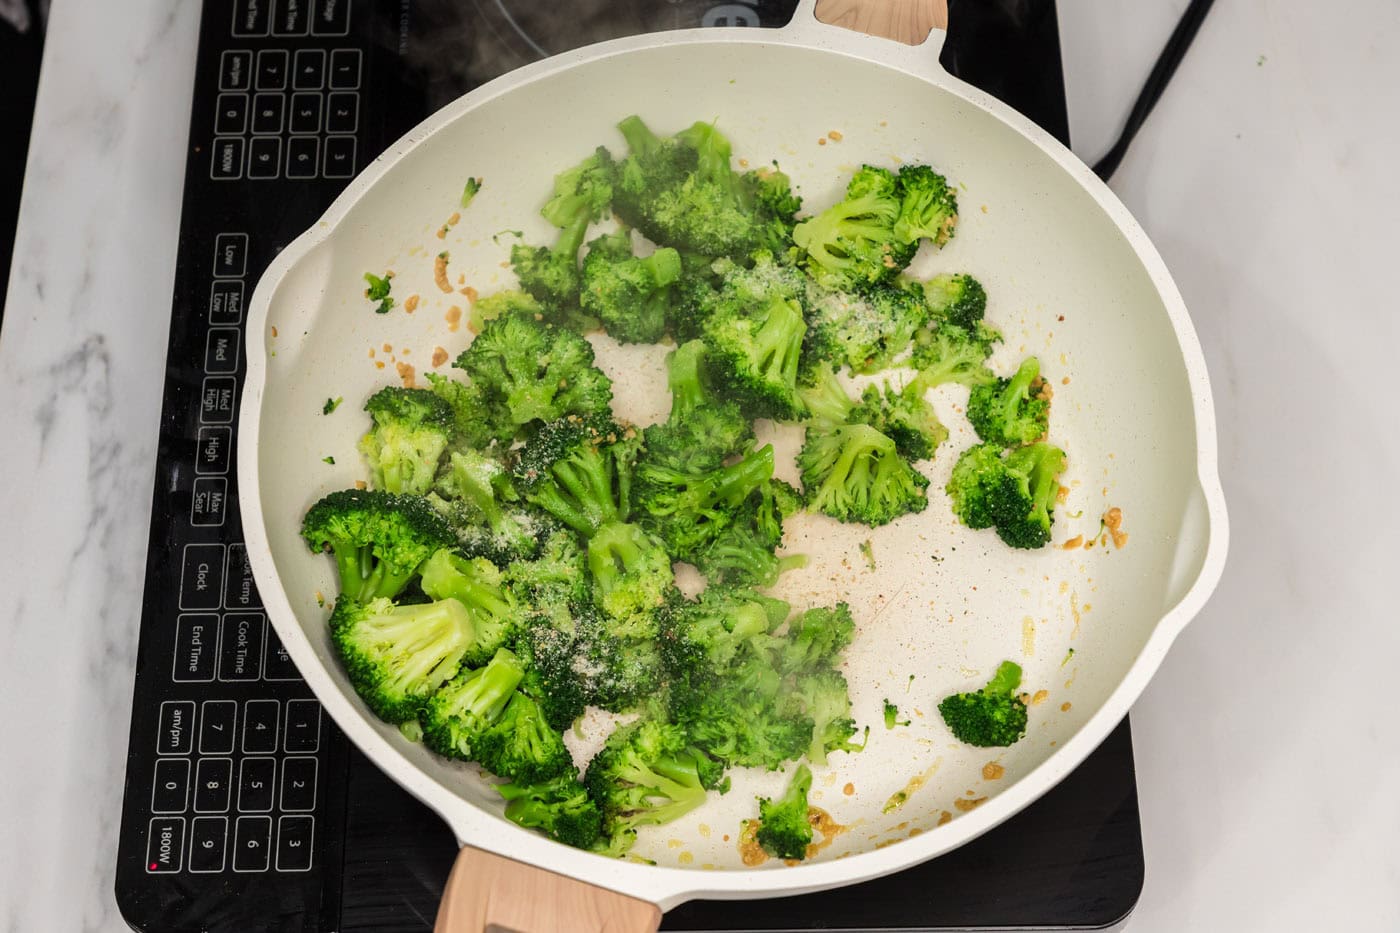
{"left": 251, "top": 37, "right": 1211, "bottom": 878}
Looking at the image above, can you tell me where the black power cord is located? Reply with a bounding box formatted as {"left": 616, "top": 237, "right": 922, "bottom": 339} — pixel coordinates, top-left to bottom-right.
{"left": 1093, "top": 0, "right": 1216, "bottom": 181}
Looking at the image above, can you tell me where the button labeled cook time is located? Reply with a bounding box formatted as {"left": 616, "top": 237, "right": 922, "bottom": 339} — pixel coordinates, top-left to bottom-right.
{"left": 273, "top": 0, "right": 309, "bottom": 36}
{"left": 220, "top": 613, "right": 265, "bottom": 681}
{"left": 179, "top": 544, "right": 225, "bottom": 611}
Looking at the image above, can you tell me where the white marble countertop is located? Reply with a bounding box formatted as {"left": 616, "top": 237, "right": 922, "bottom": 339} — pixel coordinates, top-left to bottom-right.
{"left": 2, "top": 0, "right": 1396, "bottom": 929}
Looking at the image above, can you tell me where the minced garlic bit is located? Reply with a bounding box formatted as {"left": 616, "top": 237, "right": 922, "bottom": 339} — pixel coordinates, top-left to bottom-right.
{"left": 1104, "top": 507, "right": 1128, "bottom": 549}
{"left": 818, "top": 137, "right": 827, "bottom": 146}
{"left": 445, "top": 305, "right": 462, "bottom": 332}
{"left": 431, "top": 346, "right": 449, "bottom": 367}
{"left": 461, "top": 285, "right": 478, "bottom": 301}
{"left": 404, "top": 294, "right": 420, "bottom": 313}
{"left": 828, "top": 130, "right": 843, "bottom": 141}
{"left": 434, "top": 252, "right": 453, "bottom": 292}
{"left": 953, "top": 796, "right": 987, "bottom": 813}
{"left": 982, "top": 762, "right": 1005, "bottom": 781}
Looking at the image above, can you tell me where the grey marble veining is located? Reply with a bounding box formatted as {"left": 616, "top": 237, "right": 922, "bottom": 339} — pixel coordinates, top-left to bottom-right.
{"left": 0, "top": 0, "right": 199, "bottom": 930}
{"left": 1, "top": 1, "right": 1398, "bottom": 931}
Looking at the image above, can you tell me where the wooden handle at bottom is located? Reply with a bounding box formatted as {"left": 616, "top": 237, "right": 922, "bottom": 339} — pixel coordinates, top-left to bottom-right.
{"left": 814, "top": 0, "right": 949, "bottom": 45}
{"left": 433, "top": 845, "right": 662, "bottom": 933}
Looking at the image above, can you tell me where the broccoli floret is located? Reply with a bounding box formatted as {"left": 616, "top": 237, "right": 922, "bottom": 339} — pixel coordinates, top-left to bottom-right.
{"left": 472, "top": 690, "right": 574, "bottom": 784}
{"left": 513, "top": 615, "right": 589, "bottom": 731}
{"left": 609, "top": 116, "right": 800, "bottom": 259}
{"left": 421, "top": 647, "right": 525, "bottom": 759}
{"left": 329, "top": 596, "right": 472, "bottom": 723}
{"left": 634, "top": 444, "right": 774, "bottom": 561}
{"left": 798, "top": 422, "right": 929, "bottom": 526}
{"left": 938, "top": 660, "right": 1029, "bottom": 747}
{"left": 994, "top": 443, "right": 1069, "bottom": 549}
{"left": 849, "top": 382, "right": 948, "bottom": 461}
{"left": 505, "top": 527, "right": 589, "bottom": 612}
{"left": 642, "top": 340, "right": 752, "bottom": 473}
{"left": 668, "top": 265, "right": 723, "bottom": 342}
{"left": 513, "top": 414, "right": 641, "bottom": 536}
{"left": 795, "top": 669, "right": 863, "bottom": 766}
{"left": 364, "top": 271, "right": 394, "bottom": 314}
{"left": 883, "top": 699, "right": 910, "bottom": 729}
{"left": 791, "top": 165, "right": 911, "bottom": 291}
{"left": 302, "top": 489, "right": 456, "bottom": 602}
{"left": 357, "top": 386, "right": 453, "bottom": 496}
{"left": 417, "top": 549, "right": 520, "bottom": 666}
{"left": 801, "top": 280, "right": 927, "bottom": 377}
{"left": 670, "top": 653, "right": 812, "bottom": 771}
{"left": 702, "top": 286, "right": 807, "bottom": 421}
{"left": 907, "top": 322, "right": 1000, "bottom": 392}
{"left": 755, "top": 764, "right": 813, "bottom": 861}
{"left": 431, "top": 449, "right": 546, "bottom": 564}
{"left": 586, "top": 521, "right": 675, "bottom": 638}
{"left": 692, "top": 523, "right": 808, "bottom": 589}
{"left": 585, "top": 719, "right": 723, "bottom": 855}
{"left": 497, "top": 773, "right": 603, "bottom": 850}
{"left": 778, "top": 604, "right": 856, "bottom": 674}
{"left": 579, "top": 230, "right": 682, "bottom": 344}
{"left": 966, "top": 357, "right": 1050, "bottom": 447}
{"left": 510, "top": 148, "right": 614, "bottom": 312}
{"left": 468, "top": 289, "right": 545, "bottom": 333}
{"left": 454, "top": 312, "right": 613, "bottom": 437}
{"left": 946, "top": 441, "right": 1067, "bottom": 548}
{"left": 659, "top": 587, "right": 788, "bottom": 677}
{"left": 422, "top": 371, "right": 501, "bottom": 450}
{"left": 916, "top": 272, "right": 986, "bottom": 329}
{"left": 798, "top": 363, "right": 855, "bottom": 429}
{"left": 891, "top": 164, "right": 959, "bottom": 248}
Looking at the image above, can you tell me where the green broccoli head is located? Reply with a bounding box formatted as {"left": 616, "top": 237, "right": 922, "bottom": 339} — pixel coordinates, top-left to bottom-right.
{"left": 634, "top": 443, "right": 775, "bottom": 561}
{"left": 692, "top": 522, "right": 808, "bottom": 589}
{"left": 329, "top": 596, "right": 472, "bottom": 723}
{"left": 510, "top": 148, "right": 615, "bottom": 311}
{"left": 609, "top": 117, "right": 800, "bottom": 260}
{"left": 792, "top": 164, "right": 910, "bottom": 291}
{"left": 357, "top": 386, "right": 453, "bottom": 495}
{"left": 417, "top": 549, "right": 520, "bottom": 666}
{"left": 421, "top": 647, "right": 525, "bottom": 759}
{"left": 586, "top": 521, "right": 675, "bottom": 639}
{"left": 795, "top": 669, "right": 864, "bottom": 766}
{"left": 756, "top": 764, "right": 814, "bottom": 861}
{"left": 641, "top": 339, "right": 753, "bottom": 473}
{"left": 801, "top": 281, "right": 927, "bottom": 377}
{"left": 496, "top": 773, "right": 603, "bottom": 851}
{"left": 702, "top": 290, "right": 807, "bottom": 422}
{"left": 994, "top": 443, "right": 1069, "bottom": 549}
{"left": 798, "top": 363, "right": 855, "bottom": 429}
{"left": 669, "top": 653, "right": 812, "bottom": 771}
{"left": 584, "top": 719, "right": 723, "bottom": 854}
{"left": 849, "top": 382, "right": 948, "bottom": 462}
{"left": 778, "top": 603, "right": 856, "bottom": 674}
{"left": 430, "top": 448, "right": 549, "bottom": 565}
{"left": 504, "top": 527, "right": 589, "bottom": 612}
{"left": 938, "top": 660, "right": 1029, "bottom": 747}
{"left": 579, "top": 231, "right": 682, "bottom": 344}
{"left": 513, "top": 414, "right": 641, "bottom": 536}
{"left": 946, "top": 441, "right": 1067, "bottom": 548}
{"left": 907, "top": 321, "right": 1001, "bottom": 392}
{"left": 798, "top": 422, "right": 929, "bottom": 526}
{"left": 891, "top": 164, "right": 959, "bottom": 248}
{"left": 453, "top": 312, "right": 612, "bottom": 437}
{"left": 966, "top": 356, "right": 1050, "bottom": 447}
{"left": 659, "top": 586, "right": 788, "bottom": 677}
{"left": 302, "top": 489, "right": 456, "bottom": 602}
{"left": 423, "top": 371, "right": 502, "bottom": 450}
{"left": 471, "top": 690, "right": 574, "bottom": 784}
{"left": 512, "top": 614, "right": 589, "bottom": 731}
{"left": 917, "top": 272, "right": 986, "bottom": 329}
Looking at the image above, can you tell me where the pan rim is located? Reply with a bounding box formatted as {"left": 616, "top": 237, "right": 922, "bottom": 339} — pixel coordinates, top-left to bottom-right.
{"left": 237, "top": 24, "right": 1228, "bottom": 909}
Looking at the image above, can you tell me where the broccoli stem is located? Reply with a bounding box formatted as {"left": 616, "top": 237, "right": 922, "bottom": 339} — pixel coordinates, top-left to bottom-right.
{"left": 751, "top": 296, "right": 804, "bottom": 389}
{"left": 617, "top": 115, "right": 662, "bottom": 156}
{"left": 1001, "top": 357, "right": 1040, "bottom": 426}
{"left": 666, "top": 340, "right": 708, "bottom": 419}
{"left": 985, "top": 660, "right": 1022, "bottom": 696}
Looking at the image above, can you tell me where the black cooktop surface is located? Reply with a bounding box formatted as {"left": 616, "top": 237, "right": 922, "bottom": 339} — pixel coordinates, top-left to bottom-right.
{"left": 115, "top": 2, "right": 1139, "bottom": 931}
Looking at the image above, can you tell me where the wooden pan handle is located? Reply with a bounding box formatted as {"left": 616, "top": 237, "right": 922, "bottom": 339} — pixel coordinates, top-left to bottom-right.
{"left": 433, "top": 845, "right": 661, "bottom": 933}
{"left": 814, "top": 0, "right": 949, "bottom": 45}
